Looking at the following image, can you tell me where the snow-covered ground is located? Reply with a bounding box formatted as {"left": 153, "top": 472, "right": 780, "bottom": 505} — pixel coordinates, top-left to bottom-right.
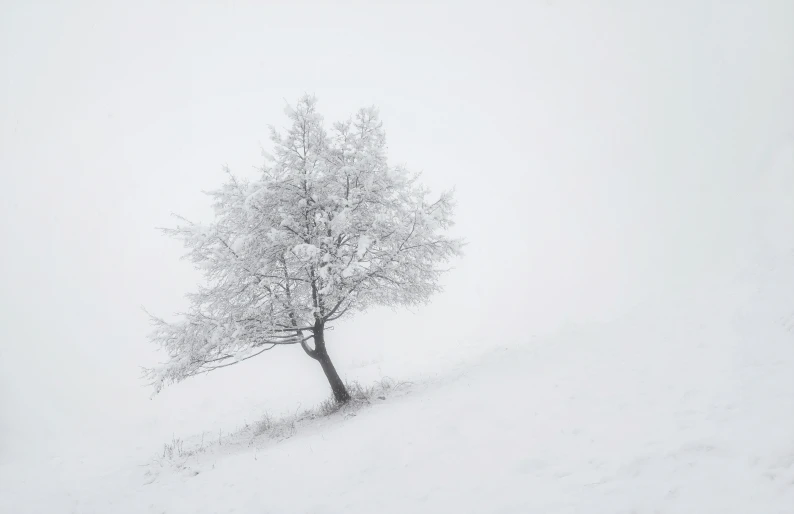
{"left": 2, "top": 141, "right": 792, "bottom": 514}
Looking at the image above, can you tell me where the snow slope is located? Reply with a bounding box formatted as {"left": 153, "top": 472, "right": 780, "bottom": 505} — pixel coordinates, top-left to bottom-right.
{"left": 3, "top": 141, "right": 792, "bottom": 513}
{"left": 29, "top": 272, "right": 794, "bottom": 513}
{"left": 138, "top": 297, "right": 793, "bottom": 514}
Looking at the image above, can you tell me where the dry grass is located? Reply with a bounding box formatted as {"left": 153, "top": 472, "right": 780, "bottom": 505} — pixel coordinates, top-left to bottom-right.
{"left": 250, "top": 377, "right": 407, "bottom": 440}
{"left": 153, "top": 377, "right": 409, "bottom": 471}
{"left": 161, "top": 435, "right": 185, "bottom": 460}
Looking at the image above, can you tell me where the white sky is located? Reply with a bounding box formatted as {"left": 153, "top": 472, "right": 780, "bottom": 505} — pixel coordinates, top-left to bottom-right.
{"left": 1, "top": 0, "right": 792, "bottom": 462}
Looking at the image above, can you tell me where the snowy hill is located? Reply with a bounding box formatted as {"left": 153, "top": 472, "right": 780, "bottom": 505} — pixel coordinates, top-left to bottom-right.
{"left": 3, "top": 142, "right": 792, "bottom": 513}
{"left": 133, "top": 270, "right": 794, "bottom": 514}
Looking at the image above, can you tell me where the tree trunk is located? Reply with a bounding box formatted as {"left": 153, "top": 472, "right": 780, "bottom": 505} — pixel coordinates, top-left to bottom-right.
{"left": 313, "top": 323, "right": 351, "bottom": 403}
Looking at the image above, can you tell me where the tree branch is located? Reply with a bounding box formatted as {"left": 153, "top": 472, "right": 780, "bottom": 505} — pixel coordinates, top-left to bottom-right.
{"left": 193, "top": 344, "right": 278, "bottom": 375}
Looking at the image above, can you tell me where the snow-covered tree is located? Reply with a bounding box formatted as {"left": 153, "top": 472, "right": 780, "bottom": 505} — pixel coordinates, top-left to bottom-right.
{"left": 144, "top": 96, "right": 463, "bottom": 403}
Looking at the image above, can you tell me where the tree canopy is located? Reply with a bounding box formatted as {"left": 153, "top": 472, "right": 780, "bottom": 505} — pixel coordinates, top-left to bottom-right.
{"left": 145, "top": 96, "right": 463, "bottom": 401}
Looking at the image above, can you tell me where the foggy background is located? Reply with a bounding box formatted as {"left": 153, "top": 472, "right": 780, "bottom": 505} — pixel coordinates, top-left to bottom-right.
{"left": 1, "top": 0, "right": 792, "bottom": 475}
